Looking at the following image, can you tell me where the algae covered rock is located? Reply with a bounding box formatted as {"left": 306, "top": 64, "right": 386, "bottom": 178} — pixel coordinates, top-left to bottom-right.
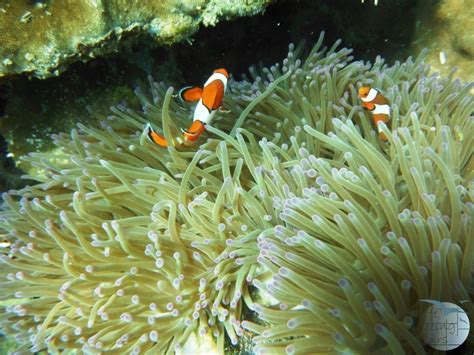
{"left": 0, "top": 0, "right": 272, "bottom": 79}
{"left": 409, "top": 0, "right": 474, "bottom": 82}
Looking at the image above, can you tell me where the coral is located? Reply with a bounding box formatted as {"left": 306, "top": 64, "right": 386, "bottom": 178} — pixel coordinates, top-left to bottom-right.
{"left": 0, "top": 0, "right": 272, "bottom": 79}
{"left": 0, "top": 33, "right": 472, "bottom": 353}
{"left": 201, "top": 0, "right": 272, "bottom": 26}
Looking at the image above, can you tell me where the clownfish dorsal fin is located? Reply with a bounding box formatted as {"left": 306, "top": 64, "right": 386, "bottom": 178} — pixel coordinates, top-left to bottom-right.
{"left": 179, "top": 86, "right": 203, "bottom": 103}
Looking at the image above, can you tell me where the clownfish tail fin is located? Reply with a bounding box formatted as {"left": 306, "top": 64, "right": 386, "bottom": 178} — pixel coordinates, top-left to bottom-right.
{"left": 179, "top": 86, "right": 203, "bottom": 102}
{"left": 145, "top": 123, "right": 168, "bottom": 147}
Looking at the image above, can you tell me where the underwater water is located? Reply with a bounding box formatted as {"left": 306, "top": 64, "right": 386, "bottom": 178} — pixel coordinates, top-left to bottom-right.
{"left": 0, "top": 0, "right": 472, "bottom": 354}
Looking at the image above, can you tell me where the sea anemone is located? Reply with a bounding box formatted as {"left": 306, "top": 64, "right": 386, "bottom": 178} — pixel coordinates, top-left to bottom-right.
{"left": 0, "top": 32, "right": 472, "bottom": 353}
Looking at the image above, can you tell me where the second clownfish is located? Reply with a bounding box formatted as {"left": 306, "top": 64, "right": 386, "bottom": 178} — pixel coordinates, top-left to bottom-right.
{"left": 145, "top": 68, "right": 229, "bottom": 147}
{"left": 358, "top": 87, "right": 391, "bottom": 141}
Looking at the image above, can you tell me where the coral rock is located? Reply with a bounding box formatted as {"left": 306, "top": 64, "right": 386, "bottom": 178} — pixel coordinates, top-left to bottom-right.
{"left": 0, "top": 0, "right": 272, "bottom": 79}
{"left": 409, "top": 0, "right": 474, "bottom": 82}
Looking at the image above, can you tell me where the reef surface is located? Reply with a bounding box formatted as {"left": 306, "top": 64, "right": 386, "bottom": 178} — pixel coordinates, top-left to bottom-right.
{"left": 409, "top": 0, "right": 474, "bottom": 82}
{"left": 0, "top": 0, "right": 271, "bottom": 79}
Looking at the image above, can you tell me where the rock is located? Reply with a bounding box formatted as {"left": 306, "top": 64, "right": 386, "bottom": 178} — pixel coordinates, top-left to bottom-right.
{"left": 409, "top": 0, "right": 474, "bottom": 82}
{"left": 0, "top": 0, "right": 272, "bottom": 79}
{"left": 440, "top": 0, "right": 474, "bottom": 59}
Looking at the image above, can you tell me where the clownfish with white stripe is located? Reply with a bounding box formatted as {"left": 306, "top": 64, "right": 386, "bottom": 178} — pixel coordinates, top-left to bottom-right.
{"left": 145, "top": 68, "right": 229, "bottom": 147}
{"left": 358, "top": 87, "right": 391, "bottom": 141}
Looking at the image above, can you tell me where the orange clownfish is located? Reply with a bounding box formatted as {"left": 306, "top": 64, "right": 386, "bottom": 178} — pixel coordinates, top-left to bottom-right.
{"left": 146, "top": 68, "right": 229, "bottom": 147}
{"left": 358, "top": 87, "right": 391, "bottom": 141}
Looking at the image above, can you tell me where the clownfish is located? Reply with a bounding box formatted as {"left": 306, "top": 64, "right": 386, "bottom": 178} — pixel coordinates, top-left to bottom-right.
{"left": 358, "top": 87, "right": 391, "bottom": 141}
{"left": 146, "top": 68, "right": 229, "bottom": 147}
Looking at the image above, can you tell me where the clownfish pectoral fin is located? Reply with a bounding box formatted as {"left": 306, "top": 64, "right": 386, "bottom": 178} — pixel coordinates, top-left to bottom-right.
{"left": 145, "top": 123, "right": 169, "bottom": 147}
{"left": 218, "top": 106, "right": 230, "bottom": 113}
{"left": 179, "top": 86, "right": 203, "bottom": 102}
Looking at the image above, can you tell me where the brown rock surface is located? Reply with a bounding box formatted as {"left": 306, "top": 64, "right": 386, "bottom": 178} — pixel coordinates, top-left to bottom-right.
{"left": 409, "top": 0, "right": 474, "bottom": 82}
{"left": 0, "top": 0, "right": 271, "bottom": 79}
